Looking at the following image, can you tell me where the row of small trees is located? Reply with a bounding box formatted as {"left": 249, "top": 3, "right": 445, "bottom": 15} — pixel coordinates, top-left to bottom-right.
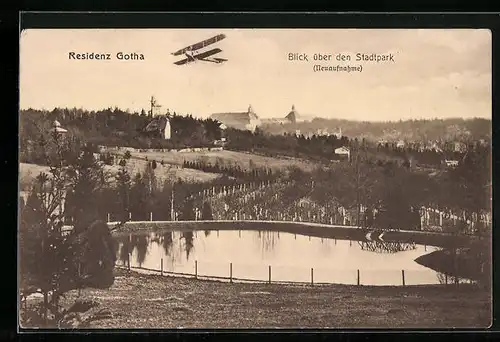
{"left": 182, "top": 159, "right": 280, "bottom": 181}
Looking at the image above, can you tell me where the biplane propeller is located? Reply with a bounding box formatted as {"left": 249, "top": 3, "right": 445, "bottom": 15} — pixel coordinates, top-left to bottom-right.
{"left": 172, "top": 34, "right": 228, "bottom": 66}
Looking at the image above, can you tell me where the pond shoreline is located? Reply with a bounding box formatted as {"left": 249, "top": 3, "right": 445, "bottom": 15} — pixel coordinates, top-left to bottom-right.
{"left": 106, "top": 220, "right": 477, "bottom": 248}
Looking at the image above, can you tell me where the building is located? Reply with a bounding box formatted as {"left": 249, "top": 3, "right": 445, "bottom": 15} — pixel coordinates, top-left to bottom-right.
{"left": 453, "top": 141, "right": 467, "bottom": 153}
{"left": 444, "top": 159, "right": 459, "bottom": 168}
{"left": 52, "top": 120, "right": 68, "bottom": 134}
{"left": 210, "top": 105, "right": 261, "bottom": 132}
{"left": 285, "top": 105, "right": 300, "bottom": 123}
{"left": 334, "top": 146, "right": 350, "bottom": 161}
{"left": 148, "top": 96, "right": 162, "bottom": 117}
{"left": 429, "top": 141, "right": 443, "bottom": 153}
{"left": 143, "top": 115, "right": 171, "bottom": 140}
{"left": 333, "top": 128, "right": 342, "bottom": 139}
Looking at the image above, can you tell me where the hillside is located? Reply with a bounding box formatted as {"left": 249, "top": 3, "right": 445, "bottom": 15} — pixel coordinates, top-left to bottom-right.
{"left": 261, "top": 117, "right": 491, "bottom": 143}
{"left": 19, "top": 107, "right": 490, "bottom": 172}
{"left": 112, "top": 148, "right": 317, "bottom": 173}
{"left": 19, "top": 161, "right": 221, "bottom": 192}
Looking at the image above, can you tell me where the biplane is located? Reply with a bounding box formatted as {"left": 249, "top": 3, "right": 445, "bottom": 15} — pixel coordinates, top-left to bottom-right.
{"left": 172, "top": 34, "right": 228, "bottom": 65}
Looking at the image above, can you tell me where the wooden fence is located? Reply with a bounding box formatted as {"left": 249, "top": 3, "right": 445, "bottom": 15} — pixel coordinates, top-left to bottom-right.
{"left": 116, "top": 258, "right": 475, "bottom": 287}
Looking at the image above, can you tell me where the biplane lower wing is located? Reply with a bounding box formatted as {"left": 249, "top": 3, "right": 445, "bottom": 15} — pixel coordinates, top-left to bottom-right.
{"left": 173, "top": 48, "right": 223, "bottom": 65}
{"left": 196, "top": 48, "right": 223, "bottom": 60}
{"left": 174, "top": 58, "right": 190, "bottom": 65}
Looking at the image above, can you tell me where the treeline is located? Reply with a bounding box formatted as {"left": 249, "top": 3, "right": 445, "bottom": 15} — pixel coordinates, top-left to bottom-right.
{"left": 20, "top": 107, "right": 490, "bottom": 169}
{"left": 262, "top": 117, "right": 491, "bottom": 142}
{"left": 223, "top": 126, "right": 481, "bottom": 168}
{"left": 373, "top": 142, "right": 457, "bottom": 166}
{"left": 299, "top": 144, "right": 491, "bottom": 235}
{"left": 353, "top": 139, "right": 488, "bottom": 168}
{"left": 224, "top": 127, "right": 350, "bottom": 161}
{"left": 19, "top": 107, "right": 223, "bottom": 156}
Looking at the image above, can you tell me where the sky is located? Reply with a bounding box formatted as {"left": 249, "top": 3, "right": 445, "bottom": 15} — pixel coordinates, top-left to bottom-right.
{"left": 19, "top": 29, "right": 491, "bottom": 121}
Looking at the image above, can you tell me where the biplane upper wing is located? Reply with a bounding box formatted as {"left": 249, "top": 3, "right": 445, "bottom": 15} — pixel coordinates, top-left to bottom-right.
{"left": 172, "top": 34, "right": 226, "bottom": 56}
{"left": 173, "top": 48, "right": 223, "bottom": 65}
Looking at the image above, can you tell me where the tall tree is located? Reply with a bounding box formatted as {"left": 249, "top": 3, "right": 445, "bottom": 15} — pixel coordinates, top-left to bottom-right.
{"left": 19, "top": 134, "right": 119, "bottom": 328}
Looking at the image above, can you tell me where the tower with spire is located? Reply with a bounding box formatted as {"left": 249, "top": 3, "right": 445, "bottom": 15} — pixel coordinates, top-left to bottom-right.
{"left": 285, "top": 105, "right": 299, "bottom": 124}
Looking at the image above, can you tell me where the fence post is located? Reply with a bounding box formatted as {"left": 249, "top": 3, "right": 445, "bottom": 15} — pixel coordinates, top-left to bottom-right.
{"left": 357, "top": 269, "right": 360, "bottom": 286}
{"left": 150, "top": 212, "right": 153, "bottom": 221}
{"left": 311, "top": 268, "right": 314, "bottom": 286}
{"left": 229, "top": 262, "right": 233, "bottom": 283}
{"left": 445, "top": 274, "right": 448, "bottom": 285}
{"left": 107, "top": 213, "right": 110, "bottom": 222}
{"left": 129, "top": 212, "right": 132, "bottom": 220}
{"left": 195, "top": 260, "right": 198, "bottom": 279}
{"left": 402, "top": 270, "right": 405, "bottom": 286}
{"left": 160, "top": 258, "right": 163, "bottom": 276}
{"left": 268, "top": 265, "right": 272, "bottom": 284}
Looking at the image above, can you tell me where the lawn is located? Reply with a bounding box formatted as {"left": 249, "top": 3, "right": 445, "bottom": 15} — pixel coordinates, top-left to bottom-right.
{"left": 115, "top": 149, "right": 317, "bottom": 172}
{"left": 22, "top": 268, "right": 491, "bottom": 329}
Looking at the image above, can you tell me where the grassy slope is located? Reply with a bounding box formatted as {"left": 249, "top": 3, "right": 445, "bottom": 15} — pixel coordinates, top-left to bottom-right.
{"left": 118, "top": 149, "right": 317, "bottom": 172}
{"left": 30, "top": 268, "right": 491, "bottom": 329}
{"left": 19, "top": 148, "right": 316, "bottom": 191}
{"left": 18, "top": 161, "right": 221, "bottom": 192}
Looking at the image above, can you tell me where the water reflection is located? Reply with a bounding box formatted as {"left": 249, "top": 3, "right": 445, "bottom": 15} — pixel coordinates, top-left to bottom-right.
{"left": 181, "top": 231, "right": 194, "bottom": 260}
{"left": 114, "top": 230, "right": 445, "bottom": 285}
{"left": 117, "top": 235, "right": 131, "bottom": 265}
{"left": 162, "top": 231, "right": 173, "bottom": 256}
{"left": 132, "top": 235, "right": 149, "bottom": 266}
{"left": 358, "top": 241, "right": 417, "bottom": 253}
{"left": 258, "top": 230, "right": 279, "bottom": 256}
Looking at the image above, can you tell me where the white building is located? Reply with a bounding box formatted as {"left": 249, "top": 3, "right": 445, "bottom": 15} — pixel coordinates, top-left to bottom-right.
{"left": 334, "top": 146, "right": 350, "bottom": 161}
{"left": 210, "top": 105, "right": 261, "bottom": 132}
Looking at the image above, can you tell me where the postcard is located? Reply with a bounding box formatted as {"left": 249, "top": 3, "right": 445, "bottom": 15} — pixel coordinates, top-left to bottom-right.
{"left": 19, "top": 26, "right": 492, "bottom": 329}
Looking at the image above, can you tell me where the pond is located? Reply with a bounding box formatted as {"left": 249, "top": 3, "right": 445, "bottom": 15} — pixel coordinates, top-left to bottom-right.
{"left": 114, "top": 229, "right": 447, "bottom": 286}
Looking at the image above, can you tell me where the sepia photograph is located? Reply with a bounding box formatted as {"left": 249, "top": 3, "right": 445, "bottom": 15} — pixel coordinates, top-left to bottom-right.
{"left": 18, "top": 27, "right": 492, "bottom": 329}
